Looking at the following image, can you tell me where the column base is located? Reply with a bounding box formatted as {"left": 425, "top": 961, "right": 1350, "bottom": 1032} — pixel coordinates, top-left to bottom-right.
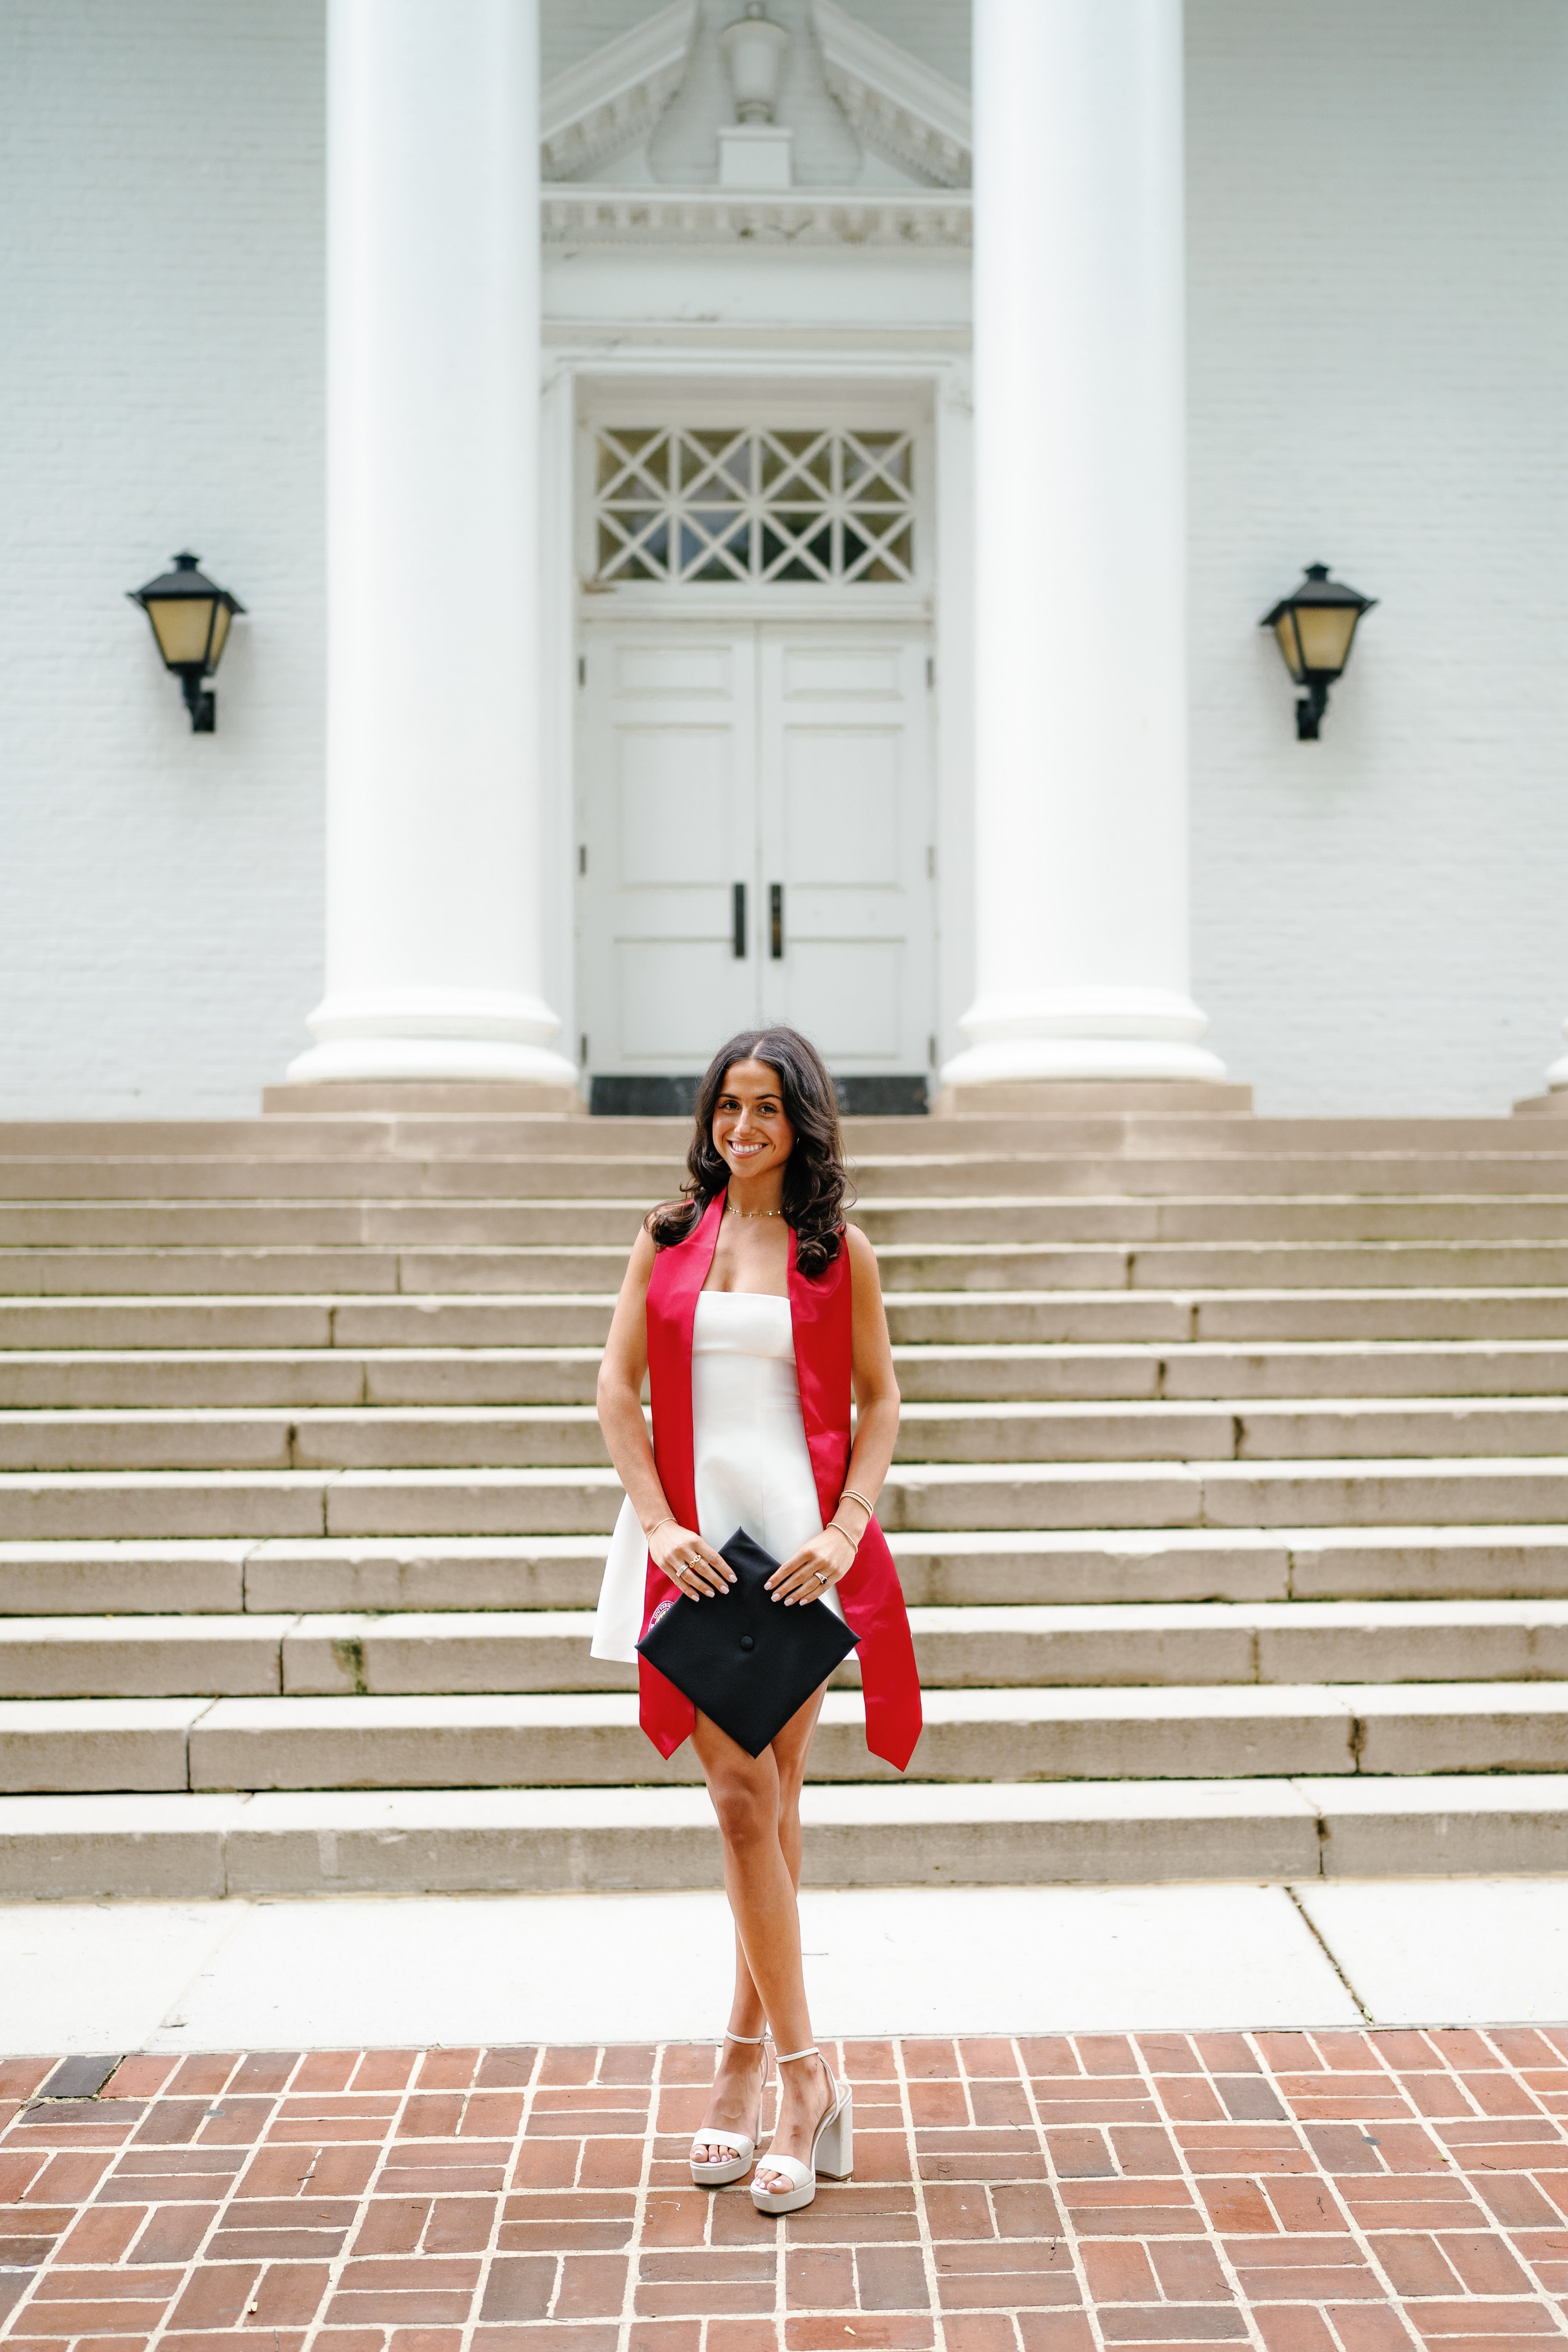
{"left": 1512, "top": 1090, "right": 1568, "bottom": 1118}
{"left": 262, "top": 1078, "right": 586, "bottom": 1116}
{"left": 932, "top": 1077, "right": 1253, "bottom": 1119}
{"left": 940, "top": 988, "right": 1229, "bottom": 1091}
{"left": 283, "top": 989, "right": 581, "bottom": 1097}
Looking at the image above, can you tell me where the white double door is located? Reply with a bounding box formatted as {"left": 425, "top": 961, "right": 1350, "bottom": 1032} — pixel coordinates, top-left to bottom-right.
{"left": 576, "top": 621, "right": 935, "bottom": 1077}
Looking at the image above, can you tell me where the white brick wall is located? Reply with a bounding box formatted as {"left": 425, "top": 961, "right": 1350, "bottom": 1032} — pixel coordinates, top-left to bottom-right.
{"left": 0, "top": 0, "right": 325, "bottom": 1117}
{"left": 1187, "top": 0, "right": 1568, "bottom": 1112}
{"left": 2, "top": 0, "right": 1563, "bottom": 1117}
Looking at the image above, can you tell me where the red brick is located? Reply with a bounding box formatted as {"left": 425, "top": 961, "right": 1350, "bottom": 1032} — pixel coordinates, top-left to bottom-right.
{"left": 1096, "top": 2314, "right": 1249, "bottom": 2342}
{"left": 168, "top": 2056, "right": 240, "bottom": 2098}
{"left": 293, "top": 2053, "right": 359, "bottom": 2092}
{"left": 973, "top": 2083, "right": 1033, "bottom": 2129}
{"left": 858, "top": 2246, "right": 930, "bottom": 2310}
{"left": 787, "top": 2247, "right": 856, "bottom": 2307}
{"left": 1149, "top": 2241, "right": 1232, "bottom": 2303}
{"left": 1194, "top": 2038, "right": 1261, "bottom": 2078}
{"left": 0, "top": 2059, "right": 54, "bottom": 2098}
{"left": 904, "top": 2041, "right": 961, "bottom": 2080}
{"left": 52, "top": 2204, "right": 147, "bottom": 2262}
{"left": 1316, "top": 2314, "right": 1420, "bottom": 2352}
{"left": 1255, "top": 2037, "right": 1322, "bottom": 2076}
{"left": 1015, "top": 2316, "right": 1096, "bottom": 2352}
{"left": 701, "top": 2324, "right": 776, "bottom": 2352}
{"left": 1439, "top": 2234, "right": 1537, "bottom": 2295}
{"left": 473, "top": 2329, "right": 618, "bottom": 2352}
{"left": 168, "top": 2263, "right": 261, "bottom": 2328}
{"left": 1254, "top": 2312, "right": 1339, "bottom": 2352}
{"left": 915, "top": 2187, "right": 989, "bottom": 2243}
{"left": 1401, "top": 2305, "right": 1559, "bottom": 2337}
{"left": 251, "top": 2263, "right": 334, "bottom": 2327}
{"left": 625, "top": 2325, "right": 701, "bottom": 2352}
{"left": 1158, "top": 2082, "right": 1228, "bottom": 2125}
{"left": 353, "top": 2052, "right": 420, "bottom": 2092}
{"left": 230, "top": 2054, "right": 301, "bottom": 2093}
{"left": 1046, "top": 2130, "right": 1114, "bottom": 2179}
{"left": 910, "top": 2082, "right": 970, "bottom": 2128}
{"left": 1081, "top": 2243, "right": 1158, "bottom": 2301}
{"left": 1139, "top": 2038, "right": 1201, "bottom": 2076}
{"left": 993, "top": 2187, "right": 1065, "bottom": 2240}
{"left": 1265, "top": 2178, "right": 1348, "bottom": 2234}
{"left": 1371, "top": 2235, "right": 1465, "bottom": 2296}
{"left": 637, "top": 2283, "right": 775, "bottom": 2318}
{"left": 942, "top": 2317, "right": 1022, "bottom": 2352}
{"left": 135, "top": 2203, "right": 221, "bottom": 2263}
{"left": 1199, "top": 2183, "right": 1277, "bottom": 2235}
{"left": 1470, "top": 2180, "right": 1568, "bottom": 2231}
{"left": 1075, "top": 2038, "right": 1137, "bottom": 2079}
{"left": 479, "top": 2258, "right": 555, "bottom": 2322}
{"left": 1312, "top": 2034, "right": 1377, "bottom": 2074}
{"left": 786, "top": 2319, "right": 935, "bottom": 2350}
{"left": 550, "top": 2255, "right": 628, "bottom": 2320}
{"left": 1018, "top": 2043, "right": 1083, "bottom": 2081}
{"left": 105, "top": 2057, "right": 180, "bottom": 2099}
{"left": 1460, "top": 2076, "right": 1537, "bottom": 2120}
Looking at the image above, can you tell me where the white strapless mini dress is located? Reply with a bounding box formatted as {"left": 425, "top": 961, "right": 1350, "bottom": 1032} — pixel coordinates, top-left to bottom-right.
{"left": 592, "top": 1288, "right": 844, "bottom": 1664}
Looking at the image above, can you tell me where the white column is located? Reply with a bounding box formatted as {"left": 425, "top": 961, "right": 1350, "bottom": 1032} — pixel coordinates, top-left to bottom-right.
{"left": 287, "top": 0, "right": 576, "bottom": 1091}
{"left": 942, "top": 0, "right": 1224, "bottom": 1090}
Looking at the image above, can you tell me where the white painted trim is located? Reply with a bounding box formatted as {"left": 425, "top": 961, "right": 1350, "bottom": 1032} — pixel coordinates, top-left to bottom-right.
{"left": 813, "top": 0, "right": 971, "bottom": 188}
{"left": 541, "top": 0, "right": 696, "bottom": 180}
{"left": 542, "top": 189, "right": 970, "bottom": 249}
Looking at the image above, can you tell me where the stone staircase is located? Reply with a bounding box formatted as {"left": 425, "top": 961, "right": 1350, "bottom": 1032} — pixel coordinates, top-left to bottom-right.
{"left": 2, "top": 1103, "right": 1568, "bottom": 1900}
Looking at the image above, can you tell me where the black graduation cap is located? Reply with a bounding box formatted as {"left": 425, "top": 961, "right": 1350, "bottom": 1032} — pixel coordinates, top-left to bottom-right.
{"left": 637, "top": 1526, "right": 859, "bottom": 1758}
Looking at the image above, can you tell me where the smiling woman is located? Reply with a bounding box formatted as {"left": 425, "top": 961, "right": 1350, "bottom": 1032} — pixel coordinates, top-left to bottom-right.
{"left": 593, "top": 1025, "right": 920, "bottom": 2216}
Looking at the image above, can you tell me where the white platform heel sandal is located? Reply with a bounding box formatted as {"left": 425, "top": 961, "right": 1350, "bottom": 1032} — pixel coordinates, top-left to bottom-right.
{"left": 690, "top": 2031, "right": 772, "bottom": 2188}
{"left": 750, "top": 2047, "right": 853, "bottom": 2215}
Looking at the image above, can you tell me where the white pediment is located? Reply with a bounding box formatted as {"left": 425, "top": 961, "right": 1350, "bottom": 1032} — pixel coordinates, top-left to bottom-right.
{"left": 813, "top": 0, "right": 970, "bottom": 188}
{"left": 542, "top": 0, "right": 971, "bottom": 194}
{"left": 541, "top": 0, "right": 697, "bottom": 181}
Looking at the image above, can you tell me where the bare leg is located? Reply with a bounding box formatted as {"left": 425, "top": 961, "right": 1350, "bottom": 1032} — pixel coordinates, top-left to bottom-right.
{"left": 690, "top": 1686, "right": 833, "bottom": 2179}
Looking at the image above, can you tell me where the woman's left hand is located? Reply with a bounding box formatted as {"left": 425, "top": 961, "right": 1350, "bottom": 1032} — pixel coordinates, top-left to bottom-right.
{"left": 768, "top": 1522, "right": 858, "bottom": 1606}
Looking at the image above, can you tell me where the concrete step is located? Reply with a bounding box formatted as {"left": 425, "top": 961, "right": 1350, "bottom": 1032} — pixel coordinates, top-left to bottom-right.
{"left": 10, "top": 1288, "right": 1568, "bottom": 1355}
{"left": 8, "top": 1770, "right": 1568, "bottom": 1897}
{"left": 7, "top": 1598, "right": 1568, "bottom": 1699}
{"left": 11, "top": 1239, "right": 1568, "bottom": 1300}
{"left": 14, "top": 1193, "right": 1568, "bottom": 1246}
{"left": 6, "top": 1680, "right": 1568, "bottom": 1793}
{"left": 10, "top": 1525, "right": 1568, "bottom": 1616}
{"left": 10, "top": 1338, "right": 1568, "bottom": 1410}
{"left": 0, "top": 1158, "right": 684, "bottom": 1203}
{"left": 14, "top": 1396, "right": 1568, "bottom": 1473}
{"left": 14, "top": 1455, "right": 1568, "bottom": 1540}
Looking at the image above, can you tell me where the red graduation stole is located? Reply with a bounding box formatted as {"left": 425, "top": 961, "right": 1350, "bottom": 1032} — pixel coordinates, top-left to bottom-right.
{"left": 636, "top": 1191, "right": 923, "bottom": 1772}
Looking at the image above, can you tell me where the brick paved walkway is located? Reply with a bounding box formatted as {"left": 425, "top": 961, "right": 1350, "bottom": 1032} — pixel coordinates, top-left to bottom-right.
{"left": 3, "top": 2030, "right": 1568, "bottom": 2352}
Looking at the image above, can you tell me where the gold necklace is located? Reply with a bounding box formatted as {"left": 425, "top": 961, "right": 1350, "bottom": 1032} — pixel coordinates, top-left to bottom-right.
{"left": 727, "top": 1201, "right": 783, "bottom": 1220}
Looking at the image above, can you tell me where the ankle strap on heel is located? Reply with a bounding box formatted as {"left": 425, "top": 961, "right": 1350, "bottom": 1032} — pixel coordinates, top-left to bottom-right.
{"left": 775, "top": 2045, "right": 818, "bottom": 2064}
{"left": 724, "top": 2031, "right": 768, "bottom": 2045}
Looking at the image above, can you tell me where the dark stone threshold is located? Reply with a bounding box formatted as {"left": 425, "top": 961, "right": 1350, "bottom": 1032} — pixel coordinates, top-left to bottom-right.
{"left": 589, "top": 1074, "right": 929, "bottom": 1118}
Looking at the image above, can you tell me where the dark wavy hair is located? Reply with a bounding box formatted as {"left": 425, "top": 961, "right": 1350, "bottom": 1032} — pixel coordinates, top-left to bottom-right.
{"left": 645, "top": 1027, "right": 853, "bottom": 1278}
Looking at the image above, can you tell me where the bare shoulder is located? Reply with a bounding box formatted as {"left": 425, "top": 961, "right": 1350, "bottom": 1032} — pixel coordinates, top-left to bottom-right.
{"left": 843, "top": 1221, "right": 882, "bottom": 1285}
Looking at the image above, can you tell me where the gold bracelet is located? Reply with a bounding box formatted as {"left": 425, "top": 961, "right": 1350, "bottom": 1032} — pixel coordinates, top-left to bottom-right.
{"left": 645, "top": 1514, "right": 676, "bottom": 1542}
{"left": 837, "top": 1488, "right": 875, "bottom": 1522}
{"left": 827, "top": 1518, "right": 859, "bottom": 1549}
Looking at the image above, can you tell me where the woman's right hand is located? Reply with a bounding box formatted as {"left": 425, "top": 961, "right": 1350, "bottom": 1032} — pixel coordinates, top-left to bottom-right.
{"left": 649, "top": 1519, "right": 735, "bottom": 1600}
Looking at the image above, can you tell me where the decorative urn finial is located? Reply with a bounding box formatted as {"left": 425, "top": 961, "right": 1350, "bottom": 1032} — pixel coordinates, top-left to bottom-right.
{"left": 719, "top": 2, "right": 790, "bottom": 123}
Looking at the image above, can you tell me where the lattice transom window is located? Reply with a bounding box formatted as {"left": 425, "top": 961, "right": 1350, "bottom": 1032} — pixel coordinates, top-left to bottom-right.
{"left": 592, "top": 426, "right": 916, "bottom": 585}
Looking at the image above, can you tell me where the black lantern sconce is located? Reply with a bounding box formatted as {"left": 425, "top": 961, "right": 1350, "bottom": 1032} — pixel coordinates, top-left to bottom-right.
{"left": 1260, "top": 563, "right": 1376, "bottom": 740}
{"left": 128, "top": 552, "right": 246, "bottom": 732}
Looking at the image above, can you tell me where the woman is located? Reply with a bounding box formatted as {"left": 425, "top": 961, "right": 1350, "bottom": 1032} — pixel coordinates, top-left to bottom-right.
{"left": 594, "top": 1027, "right": 921, "bottom": 2214}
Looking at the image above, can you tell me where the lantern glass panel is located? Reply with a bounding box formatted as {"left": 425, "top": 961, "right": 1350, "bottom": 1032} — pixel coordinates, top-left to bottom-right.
{"left": 1293, "top": 603, "right": 1361, "bottom": 676}
{"left": 208, "top": 602, "right": 234, "bottom": 666}
{"left": 1273, "top": 612, "right": 1306, "bottom": 684}
{"left": 145, "top": 597, "right": 216, "bottom": 668}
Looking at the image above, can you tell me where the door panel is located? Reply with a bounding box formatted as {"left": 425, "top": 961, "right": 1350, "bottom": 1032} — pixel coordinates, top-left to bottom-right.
{"left": 577, "top": 622, "right": 933, "bottom": 1077}
{"left": 759, "top": 628, "right": 932, "bottom": 1072}
{"left": 577, "top": 628, "right": 758, "bottom": 1073}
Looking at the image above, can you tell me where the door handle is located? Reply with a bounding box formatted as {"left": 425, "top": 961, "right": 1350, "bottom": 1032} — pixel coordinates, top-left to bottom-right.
{"left": 733, "top": 882, "right": 747, "bottom": 960}
{"left": 769, "top": 882, "right": 784, "bottom": 960}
